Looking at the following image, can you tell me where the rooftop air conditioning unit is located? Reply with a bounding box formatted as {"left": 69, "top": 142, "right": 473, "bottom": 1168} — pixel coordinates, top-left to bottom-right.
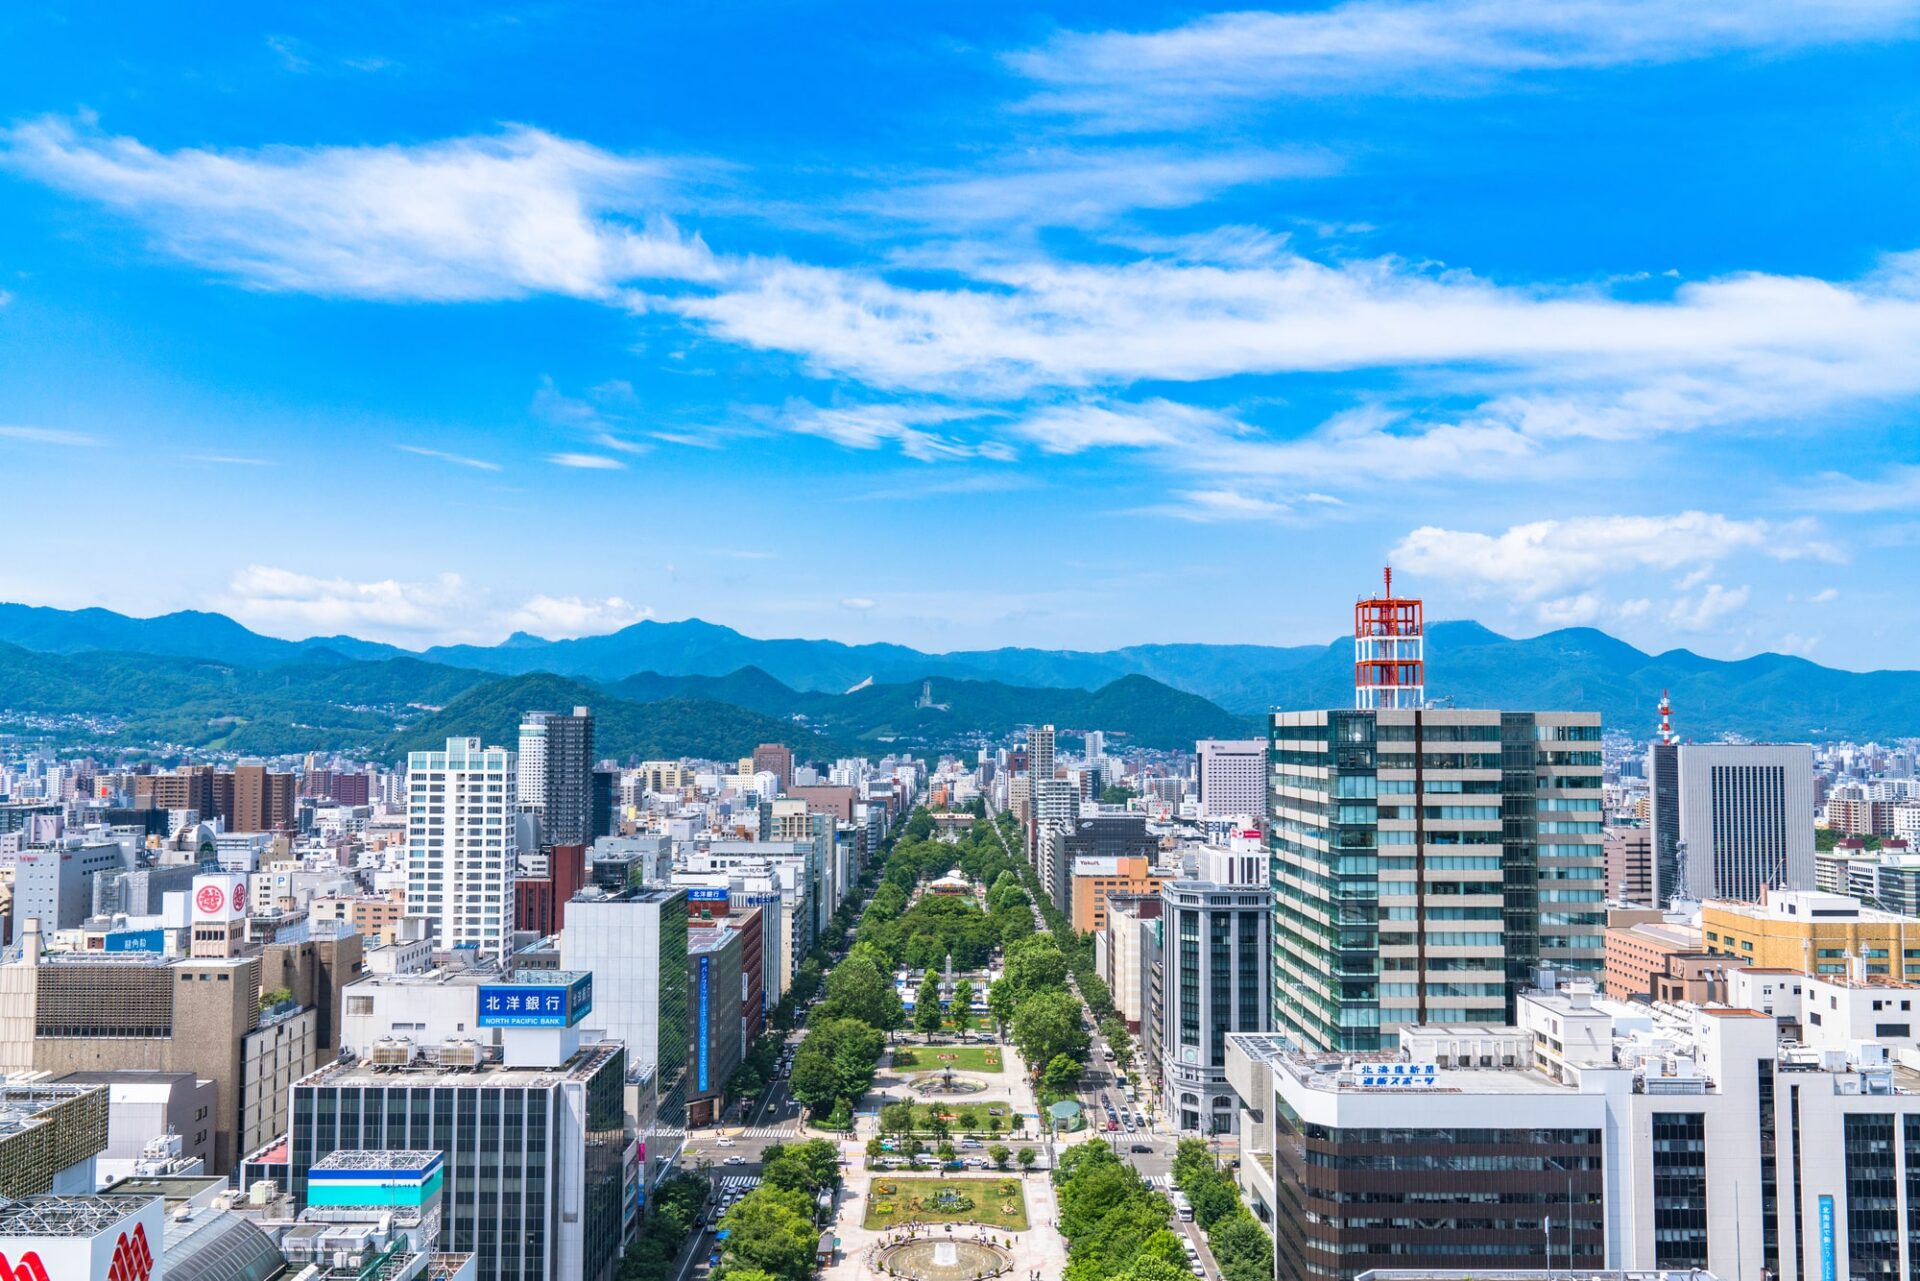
{"left": 370, "top": 1036, "right": 415, "bottom": 1067}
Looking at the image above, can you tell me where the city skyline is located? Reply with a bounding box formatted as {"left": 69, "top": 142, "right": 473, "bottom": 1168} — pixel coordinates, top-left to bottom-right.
{"left": 2, "top": 4, "right": 1916, "bottom": 664}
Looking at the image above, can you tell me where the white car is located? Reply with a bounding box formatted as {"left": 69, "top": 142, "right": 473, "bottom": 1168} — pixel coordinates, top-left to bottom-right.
{"left": 716, "top": 1138, "right": 736, "bottom": 1147}
{"left": 723, "top": 1155, "right": 747, "bottom": 1166}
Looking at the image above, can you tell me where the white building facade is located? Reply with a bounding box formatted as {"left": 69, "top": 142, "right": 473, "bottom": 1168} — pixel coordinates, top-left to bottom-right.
{"left": 406, "top": 738, "right": 517, "bottom": 959}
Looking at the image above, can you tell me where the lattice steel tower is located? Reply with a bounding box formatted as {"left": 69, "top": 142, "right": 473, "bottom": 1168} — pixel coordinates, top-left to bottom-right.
{"left": 1353, "top": 566, "right": 1424, "bottom": 710}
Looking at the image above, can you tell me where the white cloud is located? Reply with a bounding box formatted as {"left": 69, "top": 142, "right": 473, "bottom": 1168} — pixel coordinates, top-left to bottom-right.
{"left": 0, "top": 425, "right": 102, "bottom": 446}
{"left": 1812, "top": 587, "right": 1840, "bottom": 603}
{"left": 397, "top": 444, "right": 501, "bottom": 472}
{"left": 225, "top": 565, "right": 470, "bottom": 636}
{"left": 2, "top": 117, "right": 717, "bottom": 301}
{"left": 1665, "top": 583, "right": 1751, "bottom": 630}
{"left": 864, "top": 147, "right": 1336, "bottom": 229}
{"left": 1012, "top": 0, "right": 1920, "bottom": 124}
{"left": 1800, "top": 464, "right": 1920, "bottom": 513}
{"left": 778, "top": 402, "right": 1017, "bottom": 463}
{"left": 1616, "top": 597, "right": 1652, "bottom": 619}
{"left": 841, "top": 597, "right": 876, "bottom": 610}
{"left": 1390, "top": 511, "right": 1836, "bottom": 601}
{"left": 506, "top": 595, "right": 649, "bottom": 637}
{"left": 1133, "top": 487, "right": 1297, "bottom": 523}
{"left": 546, "top": 452, "right": 627, "bottom": 470}
{"left": 1535, "top": 592, "right": 1603, "bottom": 626}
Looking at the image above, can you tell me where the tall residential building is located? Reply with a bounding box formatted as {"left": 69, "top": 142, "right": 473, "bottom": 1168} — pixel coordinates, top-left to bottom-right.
{"left": 560, "top": 887, "right": 693, "bottom": 1126}
{"left": 519, "top": 708, "right": 595, "bottom": 846}
{"left": 406, "top": 737, "right": 517, "bottom": 960}
{"left": 1160, "top": 842, "right": 1269, "bottom": 1135}
{"left": 1270, "top": 707, "right": 1605, "bottom": 1052}
{"left": 1650, "top": 742, "right": 1815, "bottom": 905}
{"left": 1195, "top": 739, "right": 1268, "bottom": 821}
{"left": 752, "top": 743, "right": 794, "bottom": 791}
{"left": 1027, "top": 724, "right": 1055, "bottom": 783}
{"left": 230, "top": 763, "right": 296, "bottom": 832}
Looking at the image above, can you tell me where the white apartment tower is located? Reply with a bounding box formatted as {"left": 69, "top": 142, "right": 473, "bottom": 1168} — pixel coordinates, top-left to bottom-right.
{"left": 1195, "top": 738, "right": 1267, "bottom": 822}
{"left": 406, "top": 736, "right": 517, "bottom": 960}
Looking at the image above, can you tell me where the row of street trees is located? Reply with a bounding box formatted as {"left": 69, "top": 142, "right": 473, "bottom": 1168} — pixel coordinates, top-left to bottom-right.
{"left": 1171, "top": 1140, "right": 1273, "bottom": 1281}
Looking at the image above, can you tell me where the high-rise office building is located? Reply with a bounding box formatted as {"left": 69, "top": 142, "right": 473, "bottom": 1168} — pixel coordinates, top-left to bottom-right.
{"left": 1160, "top": 842, "right": 1269, "bottom": 1135}
{"left": 560, "top": 887, "right": 693, "bottom": 1126}
{"left": 1270, "top": 707, "right": 1605, "bottom": 1052}
{"left": 290, "top": 1040, "right": 626, "bottom": 1281}
{"left": 406, "top": 737, "right": 517, "bottom": 960}
{"left": 518, "top": 708, "right": 594, "bottom": 846}
{"left": 230, "top": 763, "right": 296, "bottom": 832}
{"left": 1650, "top": 742, "right": 1815, "bottom": 906}
{"left": 1195, "top": 739, "right": 1267, "bottom": 821}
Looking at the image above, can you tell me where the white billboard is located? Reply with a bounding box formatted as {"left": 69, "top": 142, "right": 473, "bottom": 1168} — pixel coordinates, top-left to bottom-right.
{"left": 192, "top": 872, "right": 248, "bottom": 923}
{"left": 0, "top": 1197, "right": 163, "bottom": 1281}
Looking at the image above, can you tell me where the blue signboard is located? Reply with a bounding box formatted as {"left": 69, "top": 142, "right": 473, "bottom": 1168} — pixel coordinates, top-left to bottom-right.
{"left": 687, "top": 888, "right": 729, "bottom": 903}
{"left": 476, "top": 972, "right": 593, "bottom": 1029}
{"left": 103, "top": 929, "right": 166, "bottom": 954}
{"left": 697, "top": 956, "right": 712, "bottom": 1092}
{"left": 1819, "top": 1195, "right": 1836, "bottom": 1281}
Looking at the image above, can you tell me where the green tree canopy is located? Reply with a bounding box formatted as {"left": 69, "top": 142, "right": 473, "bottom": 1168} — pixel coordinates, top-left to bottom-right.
{"left": 914, "top": 971, "right": 944, "bottom": 1038}
{"left": 1013, "top": 990, "right": 1090, "bottom": 1070}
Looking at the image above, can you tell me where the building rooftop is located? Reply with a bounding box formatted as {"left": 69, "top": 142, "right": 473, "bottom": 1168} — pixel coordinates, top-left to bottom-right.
{"left": 1708, "top": 890, "right": 1916, "bottom": 925}
{"left": 301, "top": 1040, "right": 621, "bottom": 1091}
{"left": 312, "top": 1149, "right": 442, "bottom": 1173}
{"left": 0, "top": 1081, "right": 105, "bottom": 1142}
{"left": 0, "top": 1195, "right": 154, "bottom": 1236}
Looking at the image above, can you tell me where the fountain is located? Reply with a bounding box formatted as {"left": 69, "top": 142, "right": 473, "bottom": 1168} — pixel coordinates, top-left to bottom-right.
{"left": 875, "top": 1237, "right": 1011, "bottom": 1281}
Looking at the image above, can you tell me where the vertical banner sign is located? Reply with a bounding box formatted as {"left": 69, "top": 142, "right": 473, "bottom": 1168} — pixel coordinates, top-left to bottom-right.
{"left": 1819, "top": 1194, "right": 1836, "bottom": 1281}
{"left": 698, "top": 955, "right": 712, "bottom": 1093}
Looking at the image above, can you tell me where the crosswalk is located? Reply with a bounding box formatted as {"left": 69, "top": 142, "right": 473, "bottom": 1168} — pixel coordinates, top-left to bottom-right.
{"left": 717, "top": 1175, "right": 762, "bottom": 1194}
{"left": 735, "top": 1125, "right": 803, "bottom": 1138}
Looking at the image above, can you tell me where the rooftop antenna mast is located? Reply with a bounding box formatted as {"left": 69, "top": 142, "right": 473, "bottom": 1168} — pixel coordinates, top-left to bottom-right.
{"left": 1354, "top": 566, "right": 1425, "bottom": 711}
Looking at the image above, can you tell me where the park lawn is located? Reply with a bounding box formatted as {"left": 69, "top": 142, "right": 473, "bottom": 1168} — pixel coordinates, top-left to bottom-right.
{"left": 893, "top": 1044, "right": 1004, "bottom": 1073}
{"left": 862, "top": 1178, "right": 1030, "bottom": 1231}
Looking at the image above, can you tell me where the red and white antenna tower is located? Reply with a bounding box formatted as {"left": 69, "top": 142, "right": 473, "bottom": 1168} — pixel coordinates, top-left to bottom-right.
{"left": 1658, "top": 689, "right": 1673, "bottom": 745}
{"left": 1354, "top": 566, "right": 1425, "bottom": 710}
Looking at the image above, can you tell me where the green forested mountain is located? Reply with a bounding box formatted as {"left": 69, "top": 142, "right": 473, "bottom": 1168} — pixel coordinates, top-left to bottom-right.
{"left": 2, "top": 602, "right": 1916, "bottom": 745}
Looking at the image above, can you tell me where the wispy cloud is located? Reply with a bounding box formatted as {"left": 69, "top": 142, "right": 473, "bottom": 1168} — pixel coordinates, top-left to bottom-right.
{"left": 1799, "top": 464, "right": 1920, "bottom": 513}
{"left": 1012, "top": 0, "right": 1920, "bottom": 125}
{"left": 2, "top": 117, "right": 717, "bottom": 301}
{"left": 863, "top": 147, "right": 1337, "bottom": 230}
{"left": 546, "top": 452, "right": 626, "bottom": 470}
{"left": 397, "top": 444, "right": 501, "bottom": 471}
{"left": 777, "top": 402, "right": 1017, "bottom": 463}
{"left": 0, "top": 425, "right": 101, "bottom": 447}
{"left": 188, "top": 453, "right": 273, "bottom": 466}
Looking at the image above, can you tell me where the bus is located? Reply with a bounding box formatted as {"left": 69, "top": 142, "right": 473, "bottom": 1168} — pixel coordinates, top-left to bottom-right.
{"left": 1171, "top": 1191, "right": 1194, "bottom": 1222}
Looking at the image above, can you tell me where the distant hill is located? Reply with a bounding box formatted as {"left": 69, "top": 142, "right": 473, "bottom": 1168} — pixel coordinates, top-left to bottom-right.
{"left": 385, "top": 672, "right": 846, "bottom": 764}
{"left": 0, "top": 601, "right": 1915, "bottom": 741}
{"left": 608, "top": 667, "right": 1256, "bottom": 750}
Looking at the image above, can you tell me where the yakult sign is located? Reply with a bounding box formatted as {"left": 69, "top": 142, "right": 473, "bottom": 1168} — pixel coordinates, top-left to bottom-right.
{"left": 192, "top": 873, "right": 247, "bottom": 923}
{"left": 0, "top": 1198, "right": 163, "bottom": 1281}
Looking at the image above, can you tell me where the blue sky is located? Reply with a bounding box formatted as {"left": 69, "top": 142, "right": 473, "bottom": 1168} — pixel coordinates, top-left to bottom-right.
{"left": 1, "top": 1, "right": 1916, "bottom": 667}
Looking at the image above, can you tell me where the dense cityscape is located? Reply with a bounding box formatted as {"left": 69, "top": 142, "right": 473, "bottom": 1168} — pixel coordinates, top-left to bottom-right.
{"left": 0, "top": 571, "right": 1913, "bottom": 1281}
{"left": 6, "top": 4, "right": 1919, "bottom": 1281}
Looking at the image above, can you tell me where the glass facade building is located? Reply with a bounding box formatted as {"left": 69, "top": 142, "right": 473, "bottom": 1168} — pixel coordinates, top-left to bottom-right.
{"left": 1269, "top": 708, "right": 1605, "bottom": 1052}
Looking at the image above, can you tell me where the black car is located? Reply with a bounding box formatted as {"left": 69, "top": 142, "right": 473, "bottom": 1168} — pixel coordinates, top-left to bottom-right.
{"left": 1129, "top": 1143, "right": 1153, "bottom": 1153}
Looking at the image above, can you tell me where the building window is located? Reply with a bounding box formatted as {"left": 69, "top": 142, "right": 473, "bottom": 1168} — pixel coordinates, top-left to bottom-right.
{"left": 1845, "top": 1113, "right": 1898, "bottom": 1279}
{"left": 1651, "top": 1112, "right": 1708, "bottom": 1269}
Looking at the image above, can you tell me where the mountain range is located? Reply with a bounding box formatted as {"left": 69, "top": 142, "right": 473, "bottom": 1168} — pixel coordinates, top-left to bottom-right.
{"left": 0, "top": 601, "right": 1913, "bottom": 750}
